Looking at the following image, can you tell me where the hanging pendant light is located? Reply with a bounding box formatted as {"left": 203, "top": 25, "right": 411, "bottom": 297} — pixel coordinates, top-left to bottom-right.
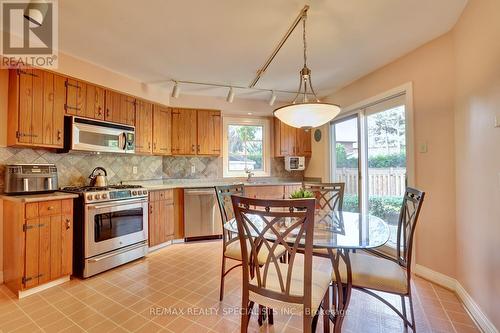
{"left": 274, "top": 11, "right": 340, "bottom": 129}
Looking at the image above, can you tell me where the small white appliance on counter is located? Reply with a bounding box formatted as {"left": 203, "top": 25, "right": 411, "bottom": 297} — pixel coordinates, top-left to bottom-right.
{"left": 285, "top": 156, "right": 306, "bottom": 171}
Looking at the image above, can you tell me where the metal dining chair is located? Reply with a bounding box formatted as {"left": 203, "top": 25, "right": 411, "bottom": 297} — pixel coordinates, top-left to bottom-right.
{"left": 302, "top": 182, "right": 345, "bottom": 258}
{"left": 302, "top": 182, "right": 345, "bottom": 211}
{"left": 215, "top": 184, "right": 287, "bottom": 303}
{"left": 333, "top": 187, "right": 425, "bottom": 331}
{"left": 231, "top": 195, "right": 331, "bottom": 333}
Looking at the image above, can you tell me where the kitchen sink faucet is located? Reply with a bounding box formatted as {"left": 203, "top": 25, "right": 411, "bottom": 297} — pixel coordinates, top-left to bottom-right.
{"left": 245, "top": 168, "right": 255, "bottom": 182}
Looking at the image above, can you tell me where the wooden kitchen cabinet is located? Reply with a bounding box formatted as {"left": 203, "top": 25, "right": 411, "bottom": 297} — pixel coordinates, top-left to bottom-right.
{"left": 104, "top": 90, "right": 136, "bottom": 125}
{"left": 148, "top": 190, "right": 175, "bottom": 247}
{"left": 120, "top": 94, "right": 136, "bottom": 125}
{"left": 197, "top": 109, "right": 221, "bottom": 155}
{"left": 274, "top": 118, "right": 311, "bottom": 157}
{"left": 7, "top": 69, "right": 66, "bottom": 149}
{"left": 84, "top": 83, "right": 105, "bottom": 120}
{"left": 3, "top": 198, "right": 74, "bottom": 296}
{"left": 65, "top": 78, "right": 86, "bottom": 117}
{"left": 245, "top": 185, "right": 285, "bottom": 200}
{"left": 152, "top": 104, "right": 172, "bottom": 155}
{"left": 172, "top": 108, "right": 197, "bottom": 155}
{"left": 135, "top": 99, "right": 153, "bottom": 154}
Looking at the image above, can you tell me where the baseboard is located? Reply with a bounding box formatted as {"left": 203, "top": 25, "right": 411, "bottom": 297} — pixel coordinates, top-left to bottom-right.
{"left": 414, "top": 264, "right": 498, "bottom": 333}
{"left": 148, "top": 240, "right": 173, "bottom": 253}
{"left": 18, "top": 276, "right": 70, "bottom": 299}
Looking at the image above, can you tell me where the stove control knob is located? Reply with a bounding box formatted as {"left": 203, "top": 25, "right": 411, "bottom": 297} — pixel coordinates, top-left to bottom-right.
{"left": 102, "top": 193, "right": 108, "bottom": 199}
{"left": 94, "top": 194, "right": 101, "bottom": 200}
{"left": 132, "top": 190, "right": 137, "bottom": 195}
{"left": 142, "top": 190, "right": 147, "bottom": 195}
{"left": 86, "top": 194, "right": 93, "bottom": 201}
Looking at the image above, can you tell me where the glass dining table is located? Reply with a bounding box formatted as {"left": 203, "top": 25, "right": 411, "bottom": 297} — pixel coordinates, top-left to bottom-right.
{"left": 223, "top": 209, "right": 391, "bottom": 332}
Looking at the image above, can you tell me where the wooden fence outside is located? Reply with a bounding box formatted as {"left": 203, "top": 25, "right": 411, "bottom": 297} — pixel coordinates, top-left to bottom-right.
{"left": 334, "top": 167, "right": 406, "bottom": 197}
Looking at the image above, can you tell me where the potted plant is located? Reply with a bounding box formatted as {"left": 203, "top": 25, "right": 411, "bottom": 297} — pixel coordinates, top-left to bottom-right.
{"left": 289, "top": 188, "right": 315, "bottom": 211}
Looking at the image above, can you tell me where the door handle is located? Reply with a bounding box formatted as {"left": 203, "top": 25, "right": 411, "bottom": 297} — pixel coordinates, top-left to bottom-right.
{"left": 65, "top": 218, "right": 71, "bottom": 230}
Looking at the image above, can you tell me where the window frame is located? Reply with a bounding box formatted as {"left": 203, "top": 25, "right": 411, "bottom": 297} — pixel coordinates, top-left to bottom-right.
{"left": 222, "top": 116, "right": 271, "bottom": 178}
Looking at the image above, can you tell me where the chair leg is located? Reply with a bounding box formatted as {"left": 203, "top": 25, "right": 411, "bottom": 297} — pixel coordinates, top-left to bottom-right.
{"left": 323, "top": 290, "right": 330, "bottom": 333}
{"left": 409, "top": 293, "right": 417, "bottom": 332}
{"left": 267, "top": 308, "right": 274, "bottom": 325}
{"left": 219, "top": 256, "right": 226, "bottom": 301}
{"left": 312, "top": 309, "right": 320, "bottom": 333}
{"left": 401, "top": 295, "right": 408, "bottom": 329}
{"left": 241, "top": 300, "right": 254, "bottom": 333}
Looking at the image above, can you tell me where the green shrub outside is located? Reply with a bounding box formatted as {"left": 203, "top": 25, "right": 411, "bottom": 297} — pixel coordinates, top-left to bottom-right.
{"left": 343, "top": 194, "right": 402, "bottom": 225}
{"left": 336, "top": 144, "right": 406, "bottom": 168}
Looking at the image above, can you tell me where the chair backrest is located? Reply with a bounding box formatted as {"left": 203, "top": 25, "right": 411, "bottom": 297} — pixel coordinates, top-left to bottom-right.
{"left": 215, "top": 184, "right": 245, "bottom": 248}
{"left": 302, "top": 182, "right": 345, "bottom": 211}
{"left": 396, "top": 187, "right": 425, "bottom": 270}
{"left": 231, "top": 195, "right": 316, "bottom": 311}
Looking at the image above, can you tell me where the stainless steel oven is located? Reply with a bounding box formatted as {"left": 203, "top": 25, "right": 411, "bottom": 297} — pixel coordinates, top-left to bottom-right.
{"left": 62, "top": 185, "right": 149, "bottom": 278}
{"left": 86, "top": 197, "right": 148, "bottom": 258}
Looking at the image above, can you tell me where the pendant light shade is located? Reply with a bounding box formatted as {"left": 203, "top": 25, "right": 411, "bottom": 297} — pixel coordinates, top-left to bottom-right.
{"left": 274, "top": 102, "right": 340, "bottom": 129}
{"left": 273, "top": 8, "right": 340, "bottom": 129}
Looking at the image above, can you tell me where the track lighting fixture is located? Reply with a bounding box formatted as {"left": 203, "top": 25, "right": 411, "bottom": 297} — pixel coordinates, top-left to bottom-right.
{"left": 269, "top": 91, "right": 277, "bottom": 106}
{"left": 171, "top": 81, "right": 180, "bottom": 98}
{"left": 226, "top": 87, "right": 235, "bottom": 103}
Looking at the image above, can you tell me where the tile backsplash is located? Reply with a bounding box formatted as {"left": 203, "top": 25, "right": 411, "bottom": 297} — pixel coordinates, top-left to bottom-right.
{"left": 0, "top": 147, "right": 303, "bottom": 190}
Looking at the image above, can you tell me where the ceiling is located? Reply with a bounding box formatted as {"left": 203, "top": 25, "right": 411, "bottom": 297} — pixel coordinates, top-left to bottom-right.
{"left": 59, "top": 0, "right": 467, "bottom": 101}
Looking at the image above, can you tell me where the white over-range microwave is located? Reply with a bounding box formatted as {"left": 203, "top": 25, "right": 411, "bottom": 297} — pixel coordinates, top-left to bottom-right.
{"left": 62, "top": 116, "right": 135, "bottom": 154}
{"left": 285, "top": 156, "right": 305, "bottom": 171}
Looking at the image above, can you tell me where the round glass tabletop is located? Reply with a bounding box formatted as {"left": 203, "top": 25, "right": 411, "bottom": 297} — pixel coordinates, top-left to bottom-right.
{"left": 224, "top": 210, "right": 390, "bottom": 250}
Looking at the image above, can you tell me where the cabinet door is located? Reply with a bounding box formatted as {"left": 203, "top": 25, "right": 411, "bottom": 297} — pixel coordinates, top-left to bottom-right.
{"left": 121, "top": 95, "right": 136, "bottom": 126}
{"left": 38, "top": 216, "right": 51, "bottom": 285}
{"left": 65, "top": 79, "right": 86, "bottom": 117}
{"left": 17, "top": 69, "right": 34, "bottom": 144}
{"left": 148, "top": 201, "right": 157, "bottom": 246}
{"left": 153, "top": 105, "right": 172, "bottom": 155}
{"left": 53, "top": 75, "right": 66, "bottom": 146}
{"left": 104, "top": 90, "right": 122, "bottom": 123}
{"left": 172, "top": 108, "right": 197, "bottom": 155}
{"left": 296, "top": 128, "right": 312, "bottom": 157}
{"left": 49, "top": 215, "right": 62, "bottom": 280}
{"left": 197, "top": 110, "right": 221, "bottom": 155}
{"left": 85, "top": 84, "right": 105, "bottom": 120}
{"left": 135, "top": 100, "right": 153, "bottom": 154}
{"left": 24, "top": 218, "right": 40, "bottom": 289}
{"left": 165, "top": 202, "right": 175, "bottom": 237}
{"left": 61, "top": 215, "right": 73, "bottom": 276}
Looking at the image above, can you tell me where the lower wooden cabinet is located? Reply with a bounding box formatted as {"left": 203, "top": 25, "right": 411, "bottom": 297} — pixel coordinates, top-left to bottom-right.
{"left": 3, "top": 198, "right": 74, "bottom": 296}
{"left": 148, "top": 190, "right": 175, "bottom": 247}
{"left": 245, "top": 185, "right": 286, "bottom": 200}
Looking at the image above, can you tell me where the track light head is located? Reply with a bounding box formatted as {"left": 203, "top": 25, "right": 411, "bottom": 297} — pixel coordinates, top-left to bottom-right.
{"left": 226, "top": 87, "right": 235, "bottom": 103}
{"left": 171, "top": 81, "right": 180, "bottom": 98}
{"left": 269, "top": 91, "right": 277, "bottom": 106}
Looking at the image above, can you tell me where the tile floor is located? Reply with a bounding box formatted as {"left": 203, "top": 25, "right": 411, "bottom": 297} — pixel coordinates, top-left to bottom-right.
{"left": 0, "top": 241, "right": 480, "bottom": 333}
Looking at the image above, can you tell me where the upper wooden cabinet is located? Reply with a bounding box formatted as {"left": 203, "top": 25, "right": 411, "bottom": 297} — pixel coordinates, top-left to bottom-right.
{"left": 172, "top": 108, "right": 197, "bottom": 155}
{"left": 66, "top": 79, "right": 105, "bottom": 121}
{"left": 152, "top": 104, "right": 172, "bottom": 155}
{"left": 135, "top": 99, "right": 153, "bottom": 154}
{"left": 102, "top": 90, "right": 135, "bottom": 125}
{"left": 8, "top": 69, "right": 65, "bottom": 148}
{"left": 274, "top": 118, "right": 311, "bottom": 157}
{"left": 171, "top": 108, "right": 221, "bottom": 156}
{"left": 197, "top": 109, "right": 221, "bottom": 155}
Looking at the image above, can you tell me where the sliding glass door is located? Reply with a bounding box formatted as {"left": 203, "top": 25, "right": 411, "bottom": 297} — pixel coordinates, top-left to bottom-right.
{"left": 331, "top": 93, "right": 408, "bottom": 248}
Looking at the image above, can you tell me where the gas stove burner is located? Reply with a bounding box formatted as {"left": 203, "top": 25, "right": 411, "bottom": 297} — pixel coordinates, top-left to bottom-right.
{"left": 62, "top": 184, "right": 143, "bottom": 192}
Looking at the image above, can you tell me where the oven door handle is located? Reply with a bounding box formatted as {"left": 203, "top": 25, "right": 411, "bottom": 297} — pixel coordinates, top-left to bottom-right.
{"left": 88, "top": 199, "right": 147, "bottom": 210}
{"left": 87, "top": 242, "right": 147, "bottom": 263}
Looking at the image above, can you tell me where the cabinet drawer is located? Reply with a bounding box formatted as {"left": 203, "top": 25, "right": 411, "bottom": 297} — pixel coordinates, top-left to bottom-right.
{"left": 39, "top": 201, "right": 62, "bottom": 216}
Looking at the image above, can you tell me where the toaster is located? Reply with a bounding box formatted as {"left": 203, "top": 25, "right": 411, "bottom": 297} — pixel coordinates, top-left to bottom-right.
{"left": 4, "top": 164, "right": 58, "bottom": 194}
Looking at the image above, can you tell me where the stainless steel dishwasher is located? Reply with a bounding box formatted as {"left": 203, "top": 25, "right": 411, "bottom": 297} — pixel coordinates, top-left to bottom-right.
{"left": 184, "top": 187, "right": 223, "bottom": 241}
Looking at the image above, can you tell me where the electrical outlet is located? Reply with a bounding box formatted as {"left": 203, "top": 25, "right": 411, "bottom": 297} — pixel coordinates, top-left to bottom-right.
{"left": 419, "top": 143, "right": 428, "bottom": 153}
{"left": 191, "top": 164, "right": 196, "bottom": 174}
{"left": 132, "top": 166, "right": 138, "bottom": 174}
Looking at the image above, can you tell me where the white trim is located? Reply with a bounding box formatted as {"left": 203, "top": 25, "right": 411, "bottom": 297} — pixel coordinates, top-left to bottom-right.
{"left": 172, "top": 238, "right": 185, "bottom": 244}
{"left": 18, "top": 276, "right": 70, "bottom": 299}
{"left": 148, "top": 240, "right": 174, "bottom": 253}
{"left": 414, "top": 264, "right": 498, "bottom": 333}
{"left": 222, "top": 116, "right": 271, "bottom": 178}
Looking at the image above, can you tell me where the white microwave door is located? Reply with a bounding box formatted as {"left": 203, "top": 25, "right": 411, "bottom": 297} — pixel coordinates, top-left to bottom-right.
{"left": 73, "top": 123, "right": 126, "bottom": 153}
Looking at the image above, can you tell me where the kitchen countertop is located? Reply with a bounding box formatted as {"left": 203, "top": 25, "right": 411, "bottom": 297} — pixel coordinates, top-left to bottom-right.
{"left": 125, "top": 179, "right": 304, "bottom": 191}
{"left": 0, "top": 191, "right": 79, "bottom": 203}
